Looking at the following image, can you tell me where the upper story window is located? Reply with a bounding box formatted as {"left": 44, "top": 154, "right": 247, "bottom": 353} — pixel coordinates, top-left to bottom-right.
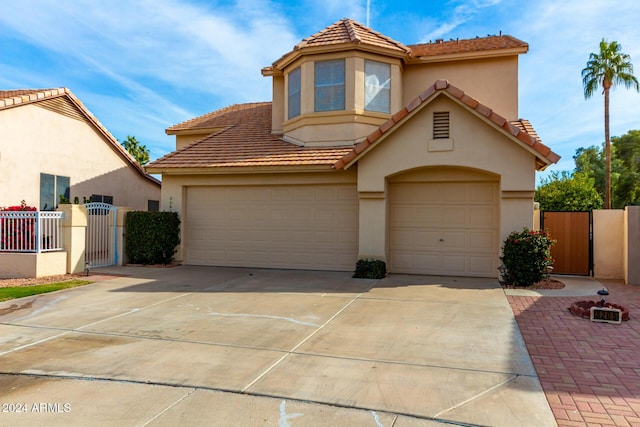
{"left": 365, "top": 60, "right": 391, "bottom": 113}
{"left": 315, "top": 59, "right": 345, "bottom": 112}
{"left": 287, "top": 67, "right": 301, "bottom": 119}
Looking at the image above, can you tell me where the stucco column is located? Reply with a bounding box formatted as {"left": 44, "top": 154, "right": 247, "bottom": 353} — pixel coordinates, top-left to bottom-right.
{"left": 116, "top": 207, "right": 133, "bottom": 266}
{"left": 357, "top": 191, "right": 387, "bottom": 262}
{"left": 60, "top": 204, "right": 87, "bottom": 274}
{"left": 625, "top": 206, "right": 640, "bottom": 285}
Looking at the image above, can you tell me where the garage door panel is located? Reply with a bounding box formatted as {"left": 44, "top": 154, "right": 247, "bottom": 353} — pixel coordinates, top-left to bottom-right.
{"left": 185, "top": 184, "right": 358, "bottom": 271}
{"left": 389, "top": 180, "right": 498, "bottom": 277}
{"left": 470, "top": 183, "right": 497, "bottom": 202}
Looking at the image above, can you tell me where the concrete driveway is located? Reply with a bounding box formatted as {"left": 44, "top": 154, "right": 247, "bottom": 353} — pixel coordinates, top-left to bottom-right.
{"left": 0, "top": 266, "right": 555, "bottom": 426}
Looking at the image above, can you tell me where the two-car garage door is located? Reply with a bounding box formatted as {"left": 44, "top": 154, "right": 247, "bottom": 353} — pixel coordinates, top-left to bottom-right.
{"left": 185, "top": 184, "right": 358, "bottom": 271}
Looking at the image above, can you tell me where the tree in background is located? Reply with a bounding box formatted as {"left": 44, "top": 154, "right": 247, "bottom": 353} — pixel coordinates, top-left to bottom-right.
{"left": 582, "top": 38, "right": 638, "bottom": 209}
{"left": 121, "top": 135, "right": 150, "bottom": 166}
{"left": 535, "top": 170, "right": 603, "bottom": 211}
{"left": 573, "top": 130, "right": 640, "bottom": 208}
{"left": 612, "top": 130, "right": 640, "bottom": 207}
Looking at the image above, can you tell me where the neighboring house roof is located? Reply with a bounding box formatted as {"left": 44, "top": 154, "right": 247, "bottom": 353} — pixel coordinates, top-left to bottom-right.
{"left": 333, "top": 79, "right": 559, "bottom": 171}
{"left": 148, "top": 103, "right": 353, "bottom": 171}
{"left": 407, "top": 35, "right": 528, "bottom": 61}
{"left": 0, "top": 88, "right": 160, "bottom": 186}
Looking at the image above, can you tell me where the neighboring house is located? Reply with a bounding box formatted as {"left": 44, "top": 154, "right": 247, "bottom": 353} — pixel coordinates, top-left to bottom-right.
{"left": 147, "top": 19, "right": 559, "bottom": 277}
{"left": 0, "top": 88, "right": 160, "bottom": 211}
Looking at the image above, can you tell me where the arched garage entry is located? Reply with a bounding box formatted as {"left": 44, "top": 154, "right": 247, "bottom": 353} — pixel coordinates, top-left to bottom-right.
{"left": 387, "top": 167, "right": 500, "bottom": 277}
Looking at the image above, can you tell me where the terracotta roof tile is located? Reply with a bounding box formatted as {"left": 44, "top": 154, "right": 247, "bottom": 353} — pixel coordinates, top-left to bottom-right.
{"left": 334, "top": 79, "right": 559, "bottom": 171}
{"left": 408, "top": 35, "right": 528, "bottom": 58}
{"left": 166, "top": 102, "right": 271, "bottom": 133}
{"left": 150, "top": 103, "right": 353, "bottom": 170}
{"left": 294, "top": 18, "right": 410, "bottom": 54}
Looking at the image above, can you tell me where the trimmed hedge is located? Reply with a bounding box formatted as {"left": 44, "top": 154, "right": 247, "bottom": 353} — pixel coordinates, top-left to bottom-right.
{"left": 125, "top": 211, "right": 180, "bottom": 265}
{"left": 353, "top": 259, "right": 387, "bottom": 279}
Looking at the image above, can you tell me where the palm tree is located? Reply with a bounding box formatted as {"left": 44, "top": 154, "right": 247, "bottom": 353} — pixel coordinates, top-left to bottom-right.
{"left": 582, "top": 38, "right": 639, "bottom": 209}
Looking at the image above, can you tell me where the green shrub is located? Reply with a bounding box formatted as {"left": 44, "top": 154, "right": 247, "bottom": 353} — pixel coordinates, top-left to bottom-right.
{"left": 125, "top": 211, "right": 180, "bottom": 265}
{"left": 353, "top": 259, "right": 387, "bottom": 279}
{"left": 500, "top": 228, "right": 555, "bottom": 286}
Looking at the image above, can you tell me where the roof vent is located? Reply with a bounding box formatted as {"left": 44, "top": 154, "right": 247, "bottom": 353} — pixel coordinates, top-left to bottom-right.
{"left": 433, "top": 111, "right": 450, "bottom": 139}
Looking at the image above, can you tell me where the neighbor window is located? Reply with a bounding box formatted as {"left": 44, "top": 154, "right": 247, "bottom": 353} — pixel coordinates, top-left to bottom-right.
{"left": 39, "top": 173, "right": 70, "bottom": 211}
{"left": 91, "top": 195, "right": 114, "bottom": 204}
{"left": 288, "top": 67, "right": 301, "bottom": 119}
{"left": 365, "top": 60, "right": 391, "bottom": 113}
{"left": 433, "top": 111, "right": 450, "bottom": 139}
{"left": 148, "top": 200, "right": 160, "bottom": 212}
{"left": 315, "top": 59, "right": 345, "bottom": 112}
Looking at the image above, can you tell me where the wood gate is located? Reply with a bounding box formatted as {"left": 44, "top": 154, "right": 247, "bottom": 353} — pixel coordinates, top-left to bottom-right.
{"left": 85, "top": 202, "right": 118, "bottom": 268}
{"left": 541, "top": 211, "right": 592, "bottom": 275}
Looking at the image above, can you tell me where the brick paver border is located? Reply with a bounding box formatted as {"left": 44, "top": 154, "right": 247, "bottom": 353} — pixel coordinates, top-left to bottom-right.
{"left": 508, "top": 280, "right": 640, "bottom": 427}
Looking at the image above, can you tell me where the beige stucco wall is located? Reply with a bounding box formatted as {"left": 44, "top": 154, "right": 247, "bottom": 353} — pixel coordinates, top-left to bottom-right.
{"left": 0, "top": 104, "right": 160, "bottom": 210}
{"left": 159, "top": 170, "right": 358, "bottom": 262}
{"left": 403, "top": 56, "right": 519, "bottom": 119}
{"left": 354, "top": 94, "right": 536, "bottom": 265}
{"left": 593, "top": 209, "right": 624, "bottom": 279}
{"left": 0, "top": 252, "right": 67, "bottom": 279}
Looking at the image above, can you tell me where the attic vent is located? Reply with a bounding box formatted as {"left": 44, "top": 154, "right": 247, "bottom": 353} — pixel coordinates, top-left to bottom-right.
{"left": 433, "top": 112, "right": 450, "bottom": 139}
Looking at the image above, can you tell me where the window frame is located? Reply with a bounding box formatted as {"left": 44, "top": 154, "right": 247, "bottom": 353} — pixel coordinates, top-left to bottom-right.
{"left": 40, "top": 173, "right": 70, "bottom": 211}
{"left": 314, "top": 59, "right": 345, "bottom": 112}
{"left": 364, "top": 60, "right": 391, "bottom": 113}
{"left": 287, "top": 66, "right": 301, "bottom": 119}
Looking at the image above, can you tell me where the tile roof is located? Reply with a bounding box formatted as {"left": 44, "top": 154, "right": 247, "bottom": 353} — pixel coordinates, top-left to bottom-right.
{"left": 333, "top": 79, "right": 559, "bottom": 171}
{"left": 166, "top": 102, "right": 270, "bottom": 133}
{"left": 148, "top": 103, "right": 353, "bottom": 170}
{"left": 294, "top": 18, "right": 410, "bottom": 54}
{"left": 408, "top": 35, "right": 528, "bottom": 59}
{"left": 0, "top": 88, "right": 160, "bottom": 185}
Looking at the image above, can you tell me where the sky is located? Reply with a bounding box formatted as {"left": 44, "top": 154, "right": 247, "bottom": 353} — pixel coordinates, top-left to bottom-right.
{"left": 1, "top": 0, "right": 639, "bottom": 183}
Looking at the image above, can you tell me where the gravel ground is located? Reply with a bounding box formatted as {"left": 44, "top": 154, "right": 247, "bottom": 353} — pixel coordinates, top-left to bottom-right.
{"left": 0, "top": 274, "right": 82, "bottom": 288}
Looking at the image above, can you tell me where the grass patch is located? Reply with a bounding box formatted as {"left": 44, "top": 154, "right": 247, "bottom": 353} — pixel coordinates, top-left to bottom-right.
{"left": 0, "top": 280, "right": 93, "bottom": 302}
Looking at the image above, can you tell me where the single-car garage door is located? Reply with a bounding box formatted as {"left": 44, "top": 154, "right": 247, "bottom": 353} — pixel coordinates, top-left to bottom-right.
{"left": 185, "top": 184, "right": 358, "bottom": 271}
{"left": 389, "top": 181, "right": 499, "bottom": 277}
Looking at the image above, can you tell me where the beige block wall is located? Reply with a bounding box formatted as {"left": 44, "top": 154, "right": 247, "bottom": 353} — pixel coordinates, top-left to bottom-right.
{"left": 0, "top": 104, "right": 159, "bottom": 210}
{"left": 0, "top": 252, "right": 67, "bottom": 279}
{"left": 593, "top": 209, "right": 624, "bottom": 279}
{"left": 626, "top": 206, "right": 640, "bottom": 285}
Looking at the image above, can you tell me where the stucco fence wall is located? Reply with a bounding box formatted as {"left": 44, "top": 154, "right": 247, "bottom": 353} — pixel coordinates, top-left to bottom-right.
{"left": 534, "top": 206, "right": 640, "bottom": 285}
{"left": 0, "top": 204, "right": 131, "bottom": 279}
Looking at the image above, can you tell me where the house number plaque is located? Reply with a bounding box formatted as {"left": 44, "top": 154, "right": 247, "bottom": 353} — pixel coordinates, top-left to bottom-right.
{"left": 590, "top": 307, "right": 622, "bottom": 324}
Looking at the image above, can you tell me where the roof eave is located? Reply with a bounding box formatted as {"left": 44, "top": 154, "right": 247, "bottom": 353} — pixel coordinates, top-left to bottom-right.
{"left": 407, "top": 46, "right": 528, "bottom": 64}
{"left": 335, "top": 80, "right": 559, "bottom": 171}
{"left": 145, "top": 164, "right": 338, "bottom": 175}
{"left": 272, "top": 43, "right": 409, "bottom": 71}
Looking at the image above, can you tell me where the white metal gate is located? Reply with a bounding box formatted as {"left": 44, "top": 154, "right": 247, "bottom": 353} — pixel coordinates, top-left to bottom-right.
{"left": 85, "top": 202, "right": 117, "bottom": 268}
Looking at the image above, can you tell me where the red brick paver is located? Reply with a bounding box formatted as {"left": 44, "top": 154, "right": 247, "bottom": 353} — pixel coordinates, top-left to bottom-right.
{"left": 508, "top": 280, "right": 640, "bottom": 427}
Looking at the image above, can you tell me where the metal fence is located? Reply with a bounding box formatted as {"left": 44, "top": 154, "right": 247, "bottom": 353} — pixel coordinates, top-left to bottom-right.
{"left": 0, "top": 211, "right": 64, "bottom": 253}
{"left": 84, "top": 202, "right": 117, "bottom": 268}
